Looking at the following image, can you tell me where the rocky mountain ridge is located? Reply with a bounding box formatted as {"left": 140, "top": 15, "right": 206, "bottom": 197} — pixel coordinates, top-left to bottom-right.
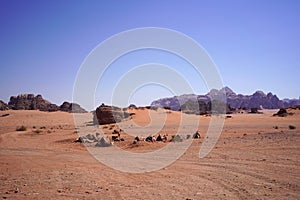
{"left": 151, "top": 87, "right": 300, "bottom": 111}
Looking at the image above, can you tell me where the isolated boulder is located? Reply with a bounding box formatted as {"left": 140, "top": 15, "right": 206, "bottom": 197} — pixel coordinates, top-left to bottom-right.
{"left": 193, "top": 131, "right": 201, "bottom": 139}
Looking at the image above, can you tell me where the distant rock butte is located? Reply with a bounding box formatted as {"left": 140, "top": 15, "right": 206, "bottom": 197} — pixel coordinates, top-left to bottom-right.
{"left": 8, "top": 94, "right": 59, "bottom": 111}
{"left": 59, "top": 101, "right": 87, "bottom": 113}
{"left": 5, "top": 94, "right": 87, "bottom": 113}
{"left": 151, "top": 87, "right": 300, "bottom": 111}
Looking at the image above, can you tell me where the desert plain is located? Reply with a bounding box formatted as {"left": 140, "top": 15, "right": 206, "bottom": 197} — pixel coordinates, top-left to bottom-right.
{"left": 0, "top": 108, "right": 299, "bottom": 199}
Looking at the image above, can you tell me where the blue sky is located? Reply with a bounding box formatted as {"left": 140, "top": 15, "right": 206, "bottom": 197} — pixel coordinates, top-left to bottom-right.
{"left": 1, "top": 0, "right": 299, "bottom": 109}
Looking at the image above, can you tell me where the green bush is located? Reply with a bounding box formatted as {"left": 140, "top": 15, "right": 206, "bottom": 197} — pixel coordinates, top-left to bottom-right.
{"left": 16, "top": 125, "right": 27, "bottom": 131}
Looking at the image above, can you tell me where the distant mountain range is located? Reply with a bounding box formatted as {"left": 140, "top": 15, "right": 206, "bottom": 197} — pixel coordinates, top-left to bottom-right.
{"left": 150, "top": 87, "right": 300, "bottom": 111}
{"left": 1, "top": 88, "right": 299, "bottom": 113}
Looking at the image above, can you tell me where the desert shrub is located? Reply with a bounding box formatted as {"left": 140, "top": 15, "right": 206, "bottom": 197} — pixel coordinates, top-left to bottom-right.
{"left": 16, "top": 125, "right": 27, "bottom": 131}
{"left": 186, "top": 134, "right": 191, "bottom": 139}
{"left": 289, "top": 125, "right": 296, "bottom": 130}
{"left": 32, "top": 126, "right": 36, "bottom": 129}
{"left": 273, "top": 126, "right": 278, "bottom": 129}
{"left": 40, "top": 126, "right": 46, "bottom": 129}
{"left": 34, "top": 129, "right": 42, "bottom": 133}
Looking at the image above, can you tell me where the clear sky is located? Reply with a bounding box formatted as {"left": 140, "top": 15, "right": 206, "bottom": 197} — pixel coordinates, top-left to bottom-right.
{"left": 1, "top": 0, "right": 299, "bottom": 109}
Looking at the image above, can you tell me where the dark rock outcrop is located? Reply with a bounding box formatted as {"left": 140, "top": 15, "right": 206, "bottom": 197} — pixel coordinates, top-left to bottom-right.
{"left": 7, "top": 94, "right": 87, "bottom": 113}
{"left": 8, "top": 94, "right": 59, "bottom": 111}
{"left": 273, "top": 108, "right": 288, "bottom": 117}
{"left": 0, "top": 100, "right": 9, "bottom": 110}
{"left": 93, "top": 104, "right": 130, "bottom": 125}
{"left": 59, "top": 101, "right": 87, "bottom": 113}
{"left": 128, "top": 104, "right": 137, "bottom": 109}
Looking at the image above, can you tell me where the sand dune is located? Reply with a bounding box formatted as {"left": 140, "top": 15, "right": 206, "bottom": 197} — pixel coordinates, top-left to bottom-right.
{"left": 0, "top": 109, "right": 299, "bottom": 199}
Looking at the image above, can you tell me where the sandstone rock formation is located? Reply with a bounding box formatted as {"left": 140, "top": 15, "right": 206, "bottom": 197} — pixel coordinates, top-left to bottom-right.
{"left": 93, "top": 104, "right": 130, "bottom": 125}
{"left": 180, "top": 100, "right": 208, "bottom": 115}
{"left": 8, "top": 94, "right": 59, "bottom": 111}
{"left": 0, "top": 100, "right": 9, "bottom": 110}
{"left": 59, "top": 101, "right": 87, "bottom": 113}
{"left": 7, "top": 94, "right": 87, "bottom": 113}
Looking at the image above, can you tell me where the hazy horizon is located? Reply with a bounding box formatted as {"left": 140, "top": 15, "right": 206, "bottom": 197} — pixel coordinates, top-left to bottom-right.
{"left": 2, "top": 85, "right": 299, "bottom": 110}
{"left": 1, "top": 1, "right": 299, "bottom": 107}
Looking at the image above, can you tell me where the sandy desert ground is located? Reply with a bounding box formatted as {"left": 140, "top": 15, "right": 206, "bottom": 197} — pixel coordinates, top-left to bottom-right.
{"left": 0, "top": 108, "right": 299, "bottom": 199}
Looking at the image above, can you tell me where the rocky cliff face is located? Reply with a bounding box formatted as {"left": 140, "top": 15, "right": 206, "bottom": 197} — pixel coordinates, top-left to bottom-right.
{"left": 0, "top": 100, "right": 9, "bottom": 110}
{"left": 8, "top": 94, "right": 59, "bottom": 111}
{"left": 151, "top": 87, "right": 298, "bottom": 110}
{"left": 93, "top": 104, "right": 130, "bottom": 125}
{"left": 6, "top": 94, "right": 87, "bottom": 113}
{"left": 59, "top": 102, "right": 87, "bottom": 113}
{"left": 151, "top": 94, "right": 201, "bottom": 111}
{"left": 180, "top": 100, "right": 208, "bottom": 115}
